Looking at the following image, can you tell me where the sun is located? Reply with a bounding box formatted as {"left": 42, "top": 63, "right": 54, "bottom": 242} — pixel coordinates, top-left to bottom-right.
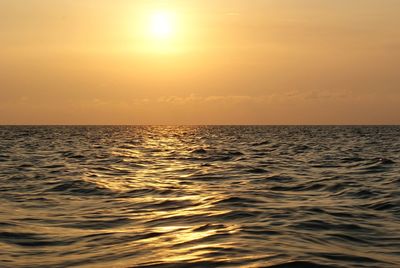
{"left": 133, "top": 9, "right": 184, "bottom": 53}
{"left": 149, "top": 11, "right": 175, "bottom": 39}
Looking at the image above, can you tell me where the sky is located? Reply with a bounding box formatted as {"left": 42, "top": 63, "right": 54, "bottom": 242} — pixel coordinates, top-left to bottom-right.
{"left": 1, "top": 0, "right": 399, "bottom": 125}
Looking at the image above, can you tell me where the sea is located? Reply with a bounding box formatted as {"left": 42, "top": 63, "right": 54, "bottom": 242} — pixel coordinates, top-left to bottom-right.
{"left": 0, "top": 126, "right": 399, "bottom": 268}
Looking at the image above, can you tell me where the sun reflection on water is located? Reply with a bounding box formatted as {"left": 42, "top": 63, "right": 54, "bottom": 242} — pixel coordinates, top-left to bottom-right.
{"left": 93, "top": 127, "right": 242, "bottom": 265}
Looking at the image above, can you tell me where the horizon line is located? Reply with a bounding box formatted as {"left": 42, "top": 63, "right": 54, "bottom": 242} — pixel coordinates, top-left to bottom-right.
{"left": 1, "top": 124, "right": 399, "bottom": 127}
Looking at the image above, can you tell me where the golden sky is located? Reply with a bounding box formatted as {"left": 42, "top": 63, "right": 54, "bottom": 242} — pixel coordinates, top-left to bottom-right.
{"left": 1, "top": 0, "right": 399, "bottom": 124}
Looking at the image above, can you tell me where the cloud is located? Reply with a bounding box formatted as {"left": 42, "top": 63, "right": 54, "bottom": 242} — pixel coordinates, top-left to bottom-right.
{"left": 154, "top": 94, "right": 269, "bottom": 105}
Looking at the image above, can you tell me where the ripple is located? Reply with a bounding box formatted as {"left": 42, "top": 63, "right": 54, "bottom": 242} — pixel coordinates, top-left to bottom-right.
{"left": 47, "top": 179, "right": 116, "bottom": 196}
{"left": 191, "top": 148, "right": 207, "bottom": 154}
{"left": 214, "top": 196, "right": 260, "bottom": 205}
{"left": 0, "top": 231, "right": 75, "bottom": 247}
{"left": 264, "top": 261, "right": 339, "bottom": 268}
{"left": 61, "top": 217, "right": 132, "bottom": 230}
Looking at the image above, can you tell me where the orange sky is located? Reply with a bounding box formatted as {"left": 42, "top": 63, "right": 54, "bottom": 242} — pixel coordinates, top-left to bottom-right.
{"left": 1, "top": 0, "right": 399, "bottom": 124}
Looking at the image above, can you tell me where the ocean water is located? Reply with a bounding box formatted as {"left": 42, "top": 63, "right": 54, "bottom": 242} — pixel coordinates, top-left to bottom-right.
{"left": 0, "top": 126, "right": 399, "bottom": 268}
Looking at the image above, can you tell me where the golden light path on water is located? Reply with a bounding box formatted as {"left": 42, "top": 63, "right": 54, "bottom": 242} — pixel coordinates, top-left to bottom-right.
{"left": 62, "top": 130, "right": 231, "bottom": 266}
{"left": 102, "top": 131, "right": 244, "bottom": 265}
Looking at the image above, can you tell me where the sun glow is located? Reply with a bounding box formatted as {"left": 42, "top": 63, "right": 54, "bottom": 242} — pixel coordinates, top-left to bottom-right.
{"left": 132, "top": 8, "right": 188, "bottom": 54}
{"left": 149, "top": 11, "right": 175, "bottom": 39}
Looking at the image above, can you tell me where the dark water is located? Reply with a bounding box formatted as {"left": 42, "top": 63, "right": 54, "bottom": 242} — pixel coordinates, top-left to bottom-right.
{"left": 1, "top": 126, "right": 400, "bottom": 268}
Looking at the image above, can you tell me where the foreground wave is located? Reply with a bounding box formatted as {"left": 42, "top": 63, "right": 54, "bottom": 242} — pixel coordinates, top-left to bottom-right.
{"left": 0, "top": 126, "right": 399, "bottom": 268}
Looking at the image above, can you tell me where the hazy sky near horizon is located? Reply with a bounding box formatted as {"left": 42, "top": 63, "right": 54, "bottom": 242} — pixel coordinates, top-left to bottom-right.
{"left": 1, "top": 0, "right": 399, "bottom": 124}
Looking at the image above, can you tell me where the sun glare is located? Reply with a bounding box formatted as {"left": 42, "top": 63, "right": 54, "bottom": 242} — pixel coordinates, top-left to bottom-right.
{"left": 149, "top": 11, "right": 175, "bottom": 39}
{"left": 134, "top": 9, "right": 186, "bottom": 53}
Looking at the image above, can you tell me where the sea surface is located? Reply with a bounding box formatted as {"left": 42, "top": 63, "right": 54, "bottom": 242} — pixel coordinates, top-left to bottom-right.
{"left": 0, "top": 126, "right": 399, "bottom": 268}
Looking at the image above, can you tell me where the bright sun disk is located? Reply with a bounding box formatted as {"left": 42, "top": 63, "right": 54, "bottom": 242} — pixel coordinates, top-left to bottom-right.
{"left": 149, "top": 11, "right": 174, "bottom": 39}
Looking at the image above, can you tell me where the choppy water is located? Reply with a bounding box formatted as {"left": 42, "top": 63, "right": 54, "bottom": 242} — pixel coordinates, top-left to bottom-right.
{"left": 1, "top": 126, "right": 400, "bottom": 268}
